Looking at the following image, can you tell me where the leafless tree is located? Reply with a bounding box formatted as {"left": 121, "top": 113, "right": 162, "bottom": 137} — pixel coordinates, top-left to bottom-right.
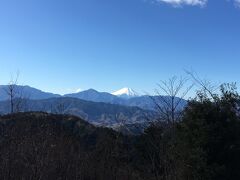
{"left": 4, "top": 73, "right": 20, "bottom": 114}
{"left": 152, "top": 76, "right": 193, "bottom": 125}
{"left": 4, "top": 72, "right": 30, "bottom": 114}
{"left": 185, "top": 70, "right": 220, "bottom": 102}
{"left": 144, "top": 76, "right": 193, "bottom": 180}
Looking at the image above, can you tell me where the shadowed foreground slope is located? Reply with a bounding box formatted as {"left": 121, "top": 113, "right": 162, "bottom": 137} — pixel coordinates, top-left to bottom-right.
{"left": 0, "top": 112, "right": 142, "bottom": 180}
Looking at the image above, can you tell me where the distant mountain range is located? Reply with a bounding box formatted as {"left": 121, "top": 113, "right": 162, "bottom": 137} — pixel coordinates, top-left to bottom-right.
{"left": 64, "top": 89, "right": 124, "bottom": 104}
{"left": 0, "top": 85, "right": 187, "bottom": 111}
{"left": 0, "top": 97, "right": 154, "bottom": 127}
{"left": 0, "top": 85, "right": 187, "bottom": 127}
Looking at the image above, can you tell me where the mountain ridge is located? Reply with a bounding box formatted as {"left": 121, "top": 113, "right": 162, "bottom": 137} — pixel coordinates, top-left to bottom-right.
{"left": 0, "top": 97, "right": 154, "bottom": 127}
{"left": 0, "top": 85, "right": 187, "bottom": 111}
{"left": 0, "top": 85, "right": 61, "bottom": 101}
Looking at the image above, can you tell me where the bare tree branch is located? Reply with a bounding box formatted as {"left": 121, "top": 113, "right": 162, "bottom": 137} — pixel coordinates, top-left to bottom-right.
{"left": 4, "top": 72, "right": 20, "bottom": 114}
{"left": 152, "top": 76, "right": 193, "bottom": 125}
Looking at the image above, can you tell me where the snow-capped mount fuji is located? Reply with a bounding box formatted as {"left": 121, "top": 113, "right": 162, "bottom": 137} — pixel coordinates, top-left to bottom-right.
{"left": 112, "top": 88, "right": 138, "bottom": 99}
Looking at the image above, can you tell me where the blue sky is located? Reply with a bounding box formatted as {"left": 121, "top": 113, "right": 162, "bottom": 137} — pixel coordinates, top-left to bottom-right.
{"left": 0, "top": 0, "right": 240, "bottom": 95}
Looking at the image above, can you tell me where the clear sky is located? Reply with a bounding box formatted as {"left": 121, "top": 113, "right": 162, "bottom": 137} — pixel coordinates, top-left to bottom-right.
{"left": 0, "top": 0, "right": 240, "bottom": 95}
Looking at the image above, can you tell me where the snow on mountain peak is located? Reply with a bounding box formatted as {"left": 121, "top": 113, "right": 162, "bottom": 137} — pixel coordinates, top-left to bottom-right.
{"left": 112, "top": 87, "right": 138, "bottom": 98}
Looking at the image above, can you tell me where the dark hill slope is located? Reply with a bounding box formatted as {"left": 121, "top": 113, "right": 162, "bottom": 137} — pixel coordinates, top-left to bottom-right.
{"left": 0, "top": 112, "right": 142, "bottom": 180}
